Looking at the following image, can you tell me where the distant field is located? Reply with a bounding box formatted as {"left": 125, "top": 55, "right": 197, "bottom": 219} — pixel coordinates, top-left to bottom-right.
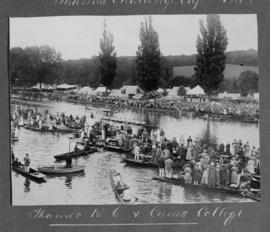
{"left": 173, "top": 64, "right": 258, "bottom": 79}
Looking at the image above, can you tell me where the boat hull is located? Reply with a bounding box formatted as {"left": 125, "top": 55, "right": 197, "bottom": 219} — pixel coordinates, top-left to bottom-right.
{"left": 153, "top": 176, "right": 244, "bottom": 195}
{"left": 12, "top": 164, "right": 46, "bottom": 183}
{"left": 54, "top": 148, "right": 98, "bottom": 161}
{"left": 123, "top": 157, "right": 158, "bottom": 167}
{"left": 123, "top": 157, "right": 184, "bottom": 169}
{"left": 24, "top": 125, "right": 77, "bottom": 133}
{"left": 109, "top": 172, "right": 125, "bottom": 204}
{"left": 38, "top": 165, "right": 85, "bottom": 174}
{"left": 104, "top": 145, "right": 132, "bottom": 153}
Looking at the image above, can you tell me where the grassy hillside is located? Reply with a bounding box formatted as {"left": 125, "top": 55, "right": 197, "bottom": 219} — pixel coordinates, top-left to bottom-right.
{"left": 173, "top": 64, "right": 258, "bottom": 79}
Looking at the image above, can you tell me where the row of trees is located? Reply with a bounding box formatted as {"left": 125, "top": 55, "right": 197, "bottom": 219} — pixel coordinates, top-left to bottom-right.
{"left": 99, "top": 14, "right": 229, "bottom": 94}
{"left": 10, "top": 46, "right": 62, "bottom": 87}
{"left": 10, "top": 15, "right": 258, "bottom": 96}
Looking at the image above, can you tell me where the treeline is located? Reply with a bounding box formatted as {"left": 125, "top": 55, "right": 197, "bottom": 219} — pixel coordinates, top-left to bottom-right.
{"left": 10, "top": 47, "right": 257, "bottom": 89}
{"left": 9, "top": 15, "right": 258, "bottom": 94}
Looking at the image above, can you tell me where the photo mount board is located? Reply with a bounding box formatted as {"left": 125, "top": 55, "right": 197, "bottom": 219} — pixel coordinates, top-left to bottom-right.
{"left": 0, "top": 0, "right": 269, "bottom": 231}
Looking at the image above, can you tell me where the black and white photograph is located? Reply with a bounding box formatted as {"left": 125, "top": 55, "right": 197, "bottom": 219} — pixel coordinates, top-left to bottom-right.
{"left": 9, "top": 14, "right": 260, "bottom": 205}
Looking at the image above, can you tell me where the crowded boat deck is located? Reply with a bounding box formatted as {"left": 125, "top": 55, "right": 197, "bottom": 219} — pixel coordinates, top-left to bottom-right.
{"left": 11, "top": 99, "right": 260, "bottom": 205}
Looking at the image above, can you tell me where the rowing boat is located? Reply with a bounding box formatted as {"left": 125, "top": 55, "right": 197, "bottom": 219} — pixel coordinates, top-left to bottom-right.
{"left": 123, "top": 157, "right": 158, "bottom": 167}
{"left": 54, "top": 147, "right": 98, "bottom": 161}
{"left": 153, "top": 176, "right": 244, "bottom": 195}
{"left": 123, "top": 157, "right": 184, "bottom": 169}
{"left": 104, "top": 144, "right": 132, "bottom": 153}
{"left": 12, "top": 163, "right": 46, "bottom": 183}
{"left": 38, "top": 165, "right": 85, "bottom": 174}
{"left": 241, "top": 189, "right": 261, "bottom": 201}
{"left": 24, "top": 125, "right": 77, "bottom": 133}
{"left": 102, "top": 117, "right": 146, "bottom": 126}
{"left": 109, "top": 171, "right": 126, "bottom": 204}
{"left": 109, "top": 170, "right": 137, "bottom": 204}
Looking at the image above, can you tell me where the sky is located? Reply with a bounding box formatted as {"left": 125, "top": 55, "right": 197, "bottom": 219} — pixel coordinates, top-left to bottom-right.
{"left": 10, "top": 14, "right": 258, "bottom": 60}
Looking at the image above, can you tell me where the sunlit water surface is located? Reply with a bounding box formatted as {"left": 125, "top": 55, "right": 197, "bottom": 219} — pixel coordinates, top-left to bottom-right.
{"left": 11, "top": 99, "right": 258, "bottom": 205}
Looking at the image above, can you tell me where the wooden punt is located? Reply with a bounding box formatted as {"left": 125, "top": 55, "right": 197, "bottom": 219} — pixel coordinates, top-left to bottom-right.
{"left": 109, "top": 170, "right": 137, "bottom": 204}
{"left": 104, "top": 145, "right": 132, "bottom": 153}
{"left": 123, "top": 157, "right": 158, "bottom": 167}
{"left": 153, "top": 176, "right": 245, "bottom": 195}
{"left": 123, "top": 157, "right": 184, "bottom": 169}
{"left": 12, "top": 163, "right": 46, "bottom": 183}
{"left": 54, "top": 147, "right": 98, "bottom": 161}
{"left": 241, "top": 189, "right": 261, "bottom": 201}
{"left": 101, "top": 117, "right": 146, "bottom": 126}
{"left": 24, "top": 125, "right": 77, "bottom": 133}
{"left": 38, "top": 165, "right": 85, "bottom": 175}
{"left": 109, "top": 171, "right": 126, "bottom": 204}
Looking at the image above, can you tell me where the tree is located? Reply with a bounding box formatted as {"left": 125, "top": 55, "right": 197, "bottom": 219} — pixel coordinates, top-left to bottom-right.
{"left": 168, "top": 76, "right": 192, "bottom": 87}
{"left": 9, "top": 47, "right": 33, "bottom": 86}
{"left": 136, "top": 16, "right": 162, "bottom": 92}
{"left": 237, "top": 71, "right": 258, "bottom": 96}
{"left": 99, "top": 21, "right": 117, "bottom": 90}
{"left": 10, "top": 46, "right": 61, "bottom": 88}
{"left": 194, "top": 14, "right": 228, "bottom": 95}
{"left": 160, "top": 56, "right": 172, "bottom": 87}
{"left": 177, "top": 85, "right": 187, "bottom": 96}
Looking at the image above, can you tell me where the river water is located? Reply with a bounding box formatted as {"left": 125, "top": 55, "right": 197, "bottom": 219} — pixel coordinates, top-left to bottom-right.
{"left": 11, "top": 99, "right": 259, "bottom": 205}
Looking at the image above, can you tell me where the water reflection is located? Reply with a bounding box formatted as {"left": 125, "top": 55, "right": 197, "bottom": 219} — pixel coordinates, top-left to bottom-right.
{"left": 24, "top": 178, "right": 31, "bottom": 193}
{"left": 65, "top": 175, "right": 73, "bottom": 189}
{"left": 157, "top": 183, "right": 172, "bottom": 202}
{"left": 11, "top": 100, "right": 257, "bottom": 205}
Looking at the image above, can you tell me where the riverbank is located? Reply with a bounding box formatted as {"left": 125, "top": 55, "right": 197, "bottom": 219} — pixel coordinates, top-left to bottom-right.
{"left": 11, "top": 95, "right": 259, "bottom": 124}
{"left": 11, "top": 99, "right": 259, "bottom": 204}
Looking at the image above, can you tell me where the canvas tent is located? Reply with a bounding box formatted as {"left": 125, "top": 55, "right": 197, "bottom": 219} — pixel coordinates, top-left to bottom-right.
{"left": 120, "top": 85, "right": 143, "bottom": 98}
{"left": 133, "top": 93, "right": 144, "bottom": 99}
{"left": 56, "top": 83, "right": 78, "bottom": 91}
{"left": 162, "top": 87, "right": 179, "bottom": 100}
{"left": 218, "top": 91, "right": 241, "bottom": 100}
{"left": 77, "top": 86, "right": 94, "bottom": 95}
{"left": 93, "top": 86, "right": 107, "bottom": 96}
{"left": 187, "top": 85, "right": 206, "bottom": 96}
{"left": 109, "top": 89, "right": 123, "bottom": 98}
{"left": 157, "top": 88, "right": 164, "bottom": 93}
{"left": 29, "top": 83, "right": 55, "bottom": 91}
{"left": 185, "top": 87, "right": 191, "bottom": 93}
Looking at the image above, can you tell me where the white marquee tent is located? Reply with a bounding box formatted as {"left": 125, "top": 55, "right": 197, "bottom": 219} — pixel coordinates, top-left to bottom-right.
{"left": 77, "top": 86, "right": 94, "bottom": 95}
{"left": 187, "top": 85, "right": 206, "bottom": 96}
{"left": 56, "top": 83, "right": 78, "bottom": 91}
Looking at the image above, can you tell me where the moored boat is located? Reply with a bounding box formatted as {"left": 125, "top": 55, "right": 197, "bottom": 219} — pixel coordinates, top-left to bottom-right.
{"left": 24, "top": 125, "right": 77, "bottom": 133}
{"left": 38, "top": 165, "right": 85, "bottom": 174}
{"left": 241, "top": 189, "right": 261, "bottom": 201}
{"left": 104, "top": 144, "right": 132, "bottom": 153}
{"left": 54, "top": 147, "right": 98, "bottom": 161}
{"left": 123, "top": 156, "right": 184, "bottom": 169}
{"left": 102, "top": 117, "right": 146, "bottom": 126}
{"left": 12, "top": 163, "right": 46, "bottom": 183}
{"left": 153, "top": 176, "right": 245, "bottom": 195}
{"left": 109, "top": 170, "right": 137, "bottom": 204}
{"left": 123, "top": 157, "right": 158, "bottom": 167}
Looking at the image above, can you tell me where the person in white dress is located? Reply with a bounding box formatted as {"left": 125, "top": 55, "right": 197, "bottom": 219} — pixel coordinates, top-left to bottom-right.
{"left": 134, "top": 143, "right": 140, "bottom": 160}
